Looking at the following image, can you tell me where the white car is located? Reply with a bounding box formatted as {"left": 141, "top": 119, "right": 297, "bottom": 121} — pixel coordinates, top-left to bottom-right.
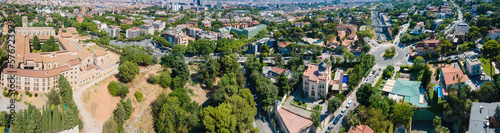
{"left": 347, "top": 100, "right": 352, "bottom": 108}
{"left": 340, "top": 108, "right": 346, "bottom": 116}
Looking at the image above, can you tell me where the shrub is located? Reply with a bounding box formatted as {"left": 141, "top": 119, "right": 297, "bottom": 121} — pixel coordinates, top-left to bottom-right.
{"left": 147, "top": 74, "right": 159, "bottom": 84}
{"left": 35, "top": 93, "right": 38, "bottom": 97}
{"left": 28, "top": 93, "right": 32, "bottom": 97}
{"left": 188, "top": 61, "right": 194, "bottom": 65}
{"left": 2, "top": 91, "right": 8, "bottom": 97}
{"left": 108, "top": 81, "right": 129, "bottom": 98}
{"left": 79, "top": 118, "right": 84, "bottom": 129}
{"left": 25, "top": 90, "right": 30, "bottom": 95}
{"left": 135, "top": 92, "right": 143, "bottom": 102}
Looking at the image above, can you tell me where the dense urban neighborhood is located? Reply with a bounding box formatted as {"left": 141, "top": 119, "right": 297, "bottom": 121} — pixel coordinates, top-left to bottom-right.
{"left": 0, "top": 0, "right": 498, "bottom": 133}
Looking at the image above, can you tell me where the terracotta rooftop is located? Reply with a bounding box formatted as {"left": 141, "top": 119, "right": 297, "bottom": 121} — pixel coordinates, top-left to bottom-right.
{"left": 441, "top": 66, "right": 470, "bottom": 85}
{"left": 94, "top": 50, "right": 108, "bottom": 57}
{"left": 349, "top": 125, "right": 375, "bottom": 133}
{"left": 270, "top": 66, "right": 287, "bottom": 74}
{"left": 2, "top": 66, "right": 69, "bottom": 78}
{"left": 278, "top": 108, "right": 312, "bottom": 133}
{"left": 279, "top": 42, "right": 293, "bottom": 48}
{"left": 302, "top": 63, "right": 331, "bottom": 82}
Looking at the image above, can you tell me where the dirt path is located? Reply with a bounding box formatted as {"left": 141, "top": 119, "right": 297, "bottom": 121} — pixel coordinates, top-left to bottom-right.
{"left": 74, "top": 69, "right": 118, "bottom": 133}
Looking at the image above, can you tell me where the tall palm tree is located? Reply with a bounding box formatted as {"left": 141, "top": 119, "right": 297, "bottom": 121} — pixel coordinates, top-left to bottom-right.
{"left": 346, "top": 111, "right": 360, "bottom": 127}
{"left": 357, "top": 105, "right": 367, "bottom": 123}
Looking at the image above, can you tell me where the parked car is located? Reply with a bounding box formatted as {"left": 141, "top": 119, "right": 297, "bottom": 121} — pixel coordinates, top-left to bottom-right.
{"left": 326, "top": 124, "right": 334, "bottom": 132}
{"left": 340, "top": 108, "right": 346, "bottom": 116}
{"left": 347, "top": 100, "right": 352, "bottom": 108}
{"left": 333, "top": 114, "right": 342, "bottom": 124}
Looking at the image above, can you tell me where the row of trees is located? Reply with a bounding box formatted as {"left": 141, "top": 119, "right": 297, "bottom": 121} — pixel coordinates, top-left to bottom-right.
{"left": 11, "top": 75, "right": 80, "bottom": 133}
{"left": 347, "top": 53, "right": 376, "bottom": 89}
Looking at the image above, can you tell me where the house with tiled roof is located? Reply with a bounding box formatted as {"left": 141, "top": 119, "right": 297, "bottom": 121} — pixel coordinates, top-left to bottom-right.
{"left": 488, "top": 29, "right": 500, "bottom": 39}
{"left": 278, "top": 42, "right": 293, "bottom": 54}
{"left": 413, "top": 32, "right": 440, "bottom": 57}
{"left": 267, "top": 66, "right": 292, "bottom": 79}
{"left": 440, "top": 66, "right": 471, "bottom": 96}
{"left": 302, "top": 62, "right": 332, "bottom": 100}
{"left": 386, "top": 79, "right": 427, "bottom": 107}
{"left": 349, "top": 124, "right": 375, "bottom": 133}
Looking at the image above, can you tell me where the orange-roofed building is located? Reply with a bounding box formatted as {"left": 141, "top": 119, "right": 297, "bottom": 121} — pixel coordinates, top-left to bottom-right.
{"left": 278, "top": 42, "right": 294, "bottom": 54}
{"left": 439, "top": 66, "right": 471, "bottom": 95}
{"left": 349, "top": 125, "right": 375, "bottom": 133}
{"left": 302, "top": 61, "right": 332, "bottom": 100}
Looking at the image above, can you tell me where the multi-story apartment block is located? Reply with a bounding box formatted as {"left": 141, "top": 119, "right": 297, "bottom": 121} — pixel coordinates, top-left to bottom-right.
{"left": 464, "top": 54, "right": 483, "bottom": 76}
{"left": 414, "top": 33, "right": 440, "bottom": 56}
{"left": 140, "top": 24, "right": 154, "bottom": 35}
{"left": 106, "top": 25, "right": 121, "bottom": 38}
{"left": 152, "top": 20, "right": 166, "bottom": 32}
{"left": 163, "top": 29, "right": 194, "bottom": 47}
{"left": 126, "top": 27, "right": 140, "bottom": 38}
{"left": 302, "top": 62, "right": 332, "bottom": 100}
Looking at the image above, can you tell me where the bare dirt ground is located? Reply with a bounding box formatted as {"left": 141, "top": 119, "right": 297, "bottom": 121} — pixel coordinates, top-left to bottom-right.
{"left": 81, "top": 76, "right": 121, "bottom": 128}
{"left": 124, "top": 66, "right": 171, "bottom": 133}
{"left": 186, "top": 65, "right": 213, "bottom": 105}
{"left": 81, "top": 65, "right": 171, "bottom": 133}
{"left": 429, "top": 63, "right": 452, "bottom": 83}
{"left": 23, "top": 94, "right": 46, "bottom": 108}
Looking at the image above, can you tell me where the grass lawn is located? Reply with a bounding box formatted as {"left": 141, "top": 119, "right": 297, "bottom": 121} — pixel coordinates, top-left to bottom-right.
{"left": 480, "top": 58, "right": 492, "bottom": 76}
{"left": 313, "top": 105, "right": 323, "bottom": 112}
{"left": 291, "top": 100, "right": 307, "bottom": 108}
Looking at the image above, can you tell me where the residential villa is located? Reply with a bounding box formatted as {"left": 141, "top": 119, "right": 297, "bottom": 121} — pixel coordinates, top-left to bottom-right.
{"left": 440, "top": 66, "right": 471, "bottom": 96}
{"left": 383, "top": 79, "right": 427, "bottom": 107}
{"left": 413, "top": 32, "right": 440, "bottom": 57}
{"left": 464, "top": 54, "right": 483, "bottom": 76}
{"left": 348, "top": 124, "right": 375, "bottom": 133}
{"left": 302, "top": 61, "right": 332, "bottom": 100}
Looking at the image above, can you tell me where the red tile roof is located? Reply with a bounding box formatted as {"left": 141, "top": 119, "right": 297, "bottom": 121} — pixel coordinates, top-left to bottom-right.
{"left": 441, "top": 66, "right": 469, "bottom": 85}
{"left": 278, "top": 108, "right": 312, "bottom": 133}
{"left": 349, "top": 125, "right": 375, "bottom": 133}
{"left": 270, "top": 66, "right": 287, "bottom": 74}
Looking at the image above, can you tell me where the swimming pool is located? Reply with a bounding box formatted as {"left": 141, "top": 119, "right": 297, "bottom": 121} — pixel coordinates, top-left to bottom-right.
{"left": 343, "top": 75, "right": 348, "bottom": 84}
{"left": 433, "top": 85, "right": 443, "bottom": 97}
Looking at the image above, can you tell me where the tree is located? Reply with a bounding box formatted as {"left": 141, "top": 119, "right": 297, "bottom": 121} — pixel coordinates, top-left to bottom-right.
{"left": 261, "top": 44, "right": 270, "bottom": 57}
{"left": 47, "top": 89, "right": 60, "bottom": 105}
{"left": 173, "top": 44, "right": 187, "bottom": 54}
{"left": 392, "top": 102, "right": 415, "bottom": 126}
{"left": 356, "top": 84, "right": 375, "bottom": 106}
{"left": 482, "top": 40, "right": 500, "bottom": 76}
{"left": 346, "top": 111, "right": 359, "bottom": 128}
{"left": 433, "top": 116, "right": 450, "bottom": 133}
{"left": 365, "top": 108, "right": 390, "bottom": 133}
{"left": 438, "top": 40, "right": 453, "bottom": 61}
{"left": 413, "top": 56, "right": 425, "bottom": 73}
{"left": 0, "top": 111, "right": 7, "bottom": 126}
{"left": 310, "top": 111, "right": 321, "bottom": 127}
{"left": 478, "top": 81, "right": 498, "bottom": 102}
{"left": 277, "top": 71, "right": 290, "bottom": 97}
{"left": 343, "top": 52, "right": 355, "bottom": 64}
{"left": 480, "top": 26, "right": 489, "bottom": 38}
{"left": 328, "top": 97, "right": 343, "bottom": 113}
{"left": 435, "top": 67, "right": 441, "bottom": 81}
{"left": 275, "top": 54, "right": 283, "bottom": 67}
{"left": 32, "top": 35, "right": 41, "bottom": 50}
{"left": 135, "top": 54, "right": 152, "bottom": 66}
{"left": 103, "top": 118, "right": 118, "bottom": 133}
{"left": 421, "top": 64, "right": 432, "bottom": 88}
{"left": 118, "top": 61, "right": 140, "bottom": 82}
{"left": 201, "top": 103, "right": 237, "bottom": 132}
{"left": 41, "top": 36, "right": 60, "bottom": 52}
{"left": 159, "top": 37, "right": 171, "bottom": 47}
